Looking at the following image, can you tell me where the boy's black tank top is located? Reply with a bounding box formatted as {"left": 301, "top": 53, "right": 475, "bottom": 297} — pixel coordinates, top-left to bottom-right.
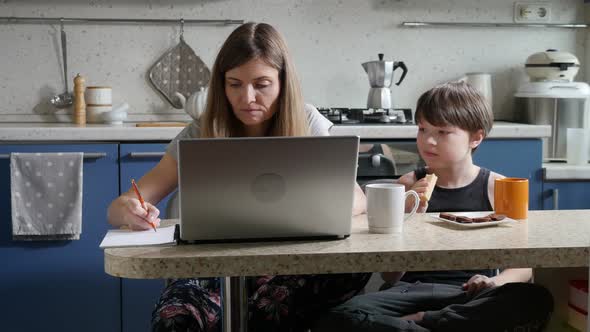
{"left": 400, "top": 167, "right": 495, "bottom": 286}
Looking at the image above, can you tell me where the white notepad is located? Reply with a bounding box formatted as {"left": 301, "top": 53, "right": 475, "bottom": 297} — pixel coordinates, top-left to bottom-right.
{"left": 99, "top": 225, "right": 176, "bottom": 248}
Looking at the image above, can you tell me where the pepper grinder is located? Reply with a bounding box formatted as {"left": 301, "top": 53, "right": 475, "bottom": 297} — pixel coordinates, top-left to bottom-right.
{"left": 73, "top": 73, "right": 86, "bottom": 126}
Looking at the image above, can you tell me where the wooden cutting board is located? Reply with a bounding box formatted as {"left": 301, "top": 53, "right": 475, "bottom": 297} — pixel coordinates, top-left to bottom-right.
{"left": 135, "top": 122, "right": 189, "bottom": 127}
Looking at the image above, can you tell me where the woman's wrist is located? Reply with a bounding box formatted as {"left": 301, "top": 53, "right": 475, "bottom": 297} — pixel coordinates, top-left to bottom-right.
{"left": 489, "top": 275, "right": 507, "bottom": 287}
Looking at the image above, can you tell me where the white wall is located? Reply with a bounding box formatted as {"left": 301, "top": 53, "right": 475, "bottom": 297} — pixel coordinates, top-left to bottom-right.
{"left": 0, "top": 0, "right": 585, "bottom": 122}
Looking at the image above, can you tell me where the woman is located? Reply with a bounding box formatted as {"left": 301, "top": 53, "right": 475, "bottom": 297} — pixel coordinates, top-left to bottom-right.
{"left": 107, "top": 22, "right": 371, "bottom": 332}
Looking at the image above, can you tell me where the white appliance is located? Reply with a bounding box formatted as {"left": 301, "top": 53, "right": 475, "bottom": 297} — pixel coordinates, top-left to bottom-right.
{"left": 525, "top": 49, "right": 580, "bottom": 82}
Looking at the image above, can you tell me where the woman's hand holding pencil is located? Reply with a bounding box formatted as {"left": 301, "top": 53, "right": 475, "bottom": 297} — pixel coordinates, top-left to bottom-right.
{"left": 106, "top": 179, "right": 161, "bottom": 231}
{"left": 131, "top": 179, "right": 158, "bottom": 232}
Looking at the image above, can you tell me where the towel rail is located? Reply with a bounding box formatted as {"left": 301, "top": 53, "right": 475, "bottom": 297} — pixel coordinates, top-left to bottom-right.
{"left": 84, "top": 153, "right": 108, "bottom": 159}
{"left": 0, "top": 152, "right": 107, "bottom": 159}
{"left": 128, "top": 152, "right": 166, "bottom": 159}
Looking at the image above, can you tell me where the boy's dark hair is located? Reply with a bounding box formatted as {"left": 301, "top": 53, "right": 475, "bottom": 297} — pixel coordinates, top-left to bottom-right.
{"left": 415, "top": 82, "right": 493, "bottom": 151}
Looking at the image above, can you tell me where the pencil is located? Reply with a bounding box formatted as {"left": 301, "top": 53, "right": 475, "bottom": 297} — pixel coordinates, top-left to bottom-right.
{"left": 131, "top": 179, "right": 157, "bottom": 232}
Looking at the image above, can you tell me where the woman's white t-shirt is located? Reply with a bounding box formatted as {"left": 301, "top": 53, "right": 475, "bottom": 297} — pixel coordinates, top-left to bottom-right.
{"left": 166, "top": 104, "right": 332, "bottom": 160}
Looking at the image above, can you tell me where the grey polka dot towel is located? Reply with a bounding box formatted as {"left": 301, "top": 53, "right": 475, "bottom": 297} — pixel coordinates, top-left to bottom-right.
{"left": 10, "top": 152, "right": 83, "bottom": 241}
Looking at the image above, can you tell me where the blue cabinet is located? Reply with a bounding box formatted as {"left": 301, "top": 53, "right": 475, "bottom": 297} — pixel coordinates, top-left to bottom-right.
{"left": 0, "top": 138, "right": 545, "bottom": 332}
{"left": 119, "top": 143, "right": 174, "bottom": 217}
{"left": 119, "top": 144, "right": 172, "bottom": 332}
{"left": 474, "top": 139, "right": 543, "bottom": 210}
{"left": 542, "top": 181, "right": 590, "bottom": 210}
{"left": 0, "top": 144, "right": 120, "bottom": 332}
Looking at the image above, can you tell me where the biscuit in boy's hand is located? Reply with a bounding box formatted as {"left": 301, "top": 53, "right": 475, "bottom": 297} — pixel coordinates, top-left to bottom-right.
{"left": 421, "top": 173, "right": 438, "bottom": 202}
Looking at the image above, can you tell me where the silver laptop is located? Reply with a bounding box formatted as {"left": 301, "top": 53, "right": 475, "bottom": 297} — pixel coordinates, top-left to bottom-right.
{"left": 177, "top": 136, "right": 359, "bottom": 242}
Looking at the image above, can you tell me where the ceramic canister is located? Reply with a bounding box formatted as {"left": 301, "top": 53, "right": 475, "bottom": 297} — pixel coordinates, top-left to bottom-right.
{"left": 86, "top": 104, "right": 113, "bottom": 123}
{"left": 85, "top": 86, "right": 112, "bottom": 105}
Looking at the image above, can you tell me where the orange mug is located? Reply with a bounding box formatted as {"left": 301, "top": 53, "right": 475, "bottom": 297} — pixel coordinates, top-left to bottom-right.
{"left": 494, "top": 178, "right": 529, "bottom": 220}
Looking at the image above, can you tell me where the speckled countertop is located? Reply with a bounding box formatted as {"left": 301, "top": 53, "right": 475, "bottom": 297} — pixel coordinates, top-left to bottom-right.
{"left": 104, "top": 210, "right": 590, "bottom": 279}
{"left": 329, "top": 121, "right": 551, "bottom": 139}
{"left": 0, "top": 121, "right": 550, "bottom": 141}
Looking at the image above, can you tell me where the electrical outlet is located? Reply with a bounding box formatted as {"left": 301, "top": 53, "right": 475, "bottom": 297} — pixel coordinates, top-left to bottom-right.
{"left": 514, "top": 2, "right": 551, "bottom": 23}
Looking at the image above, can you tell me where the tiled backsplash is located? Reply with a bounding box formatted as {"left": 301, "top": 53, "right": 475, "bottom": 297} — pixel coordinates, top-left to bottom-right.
{"left": 0, "top": 0, "right": 585, "bottom": 122}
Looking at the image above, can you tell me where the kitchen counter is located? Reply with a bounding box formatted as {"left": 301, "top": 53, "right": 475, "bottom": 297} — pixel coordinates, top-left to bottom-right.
{"left": 543, "top": 163, "right": 590, "bottom": 180}
{"left": 0, "top": 123, "right": 182, "bottom": 141}
{"left": 104, "top": 210, "right": 590, "bottom": 279}
{"left": 330, "top": 121, "right": 551, "bottom": 139}
{"left": 0, "top": 121, "right": 551, "bottom": 141}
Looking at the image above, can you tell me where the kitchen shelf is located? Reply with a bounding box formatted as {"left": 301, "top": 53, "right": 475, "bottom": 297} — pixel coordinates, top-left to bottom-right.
{"left": 402, "top": 21, "right": 587, "bottom": 29}
{"left": 0, "top": 16, "right": 243, "bottom": 26}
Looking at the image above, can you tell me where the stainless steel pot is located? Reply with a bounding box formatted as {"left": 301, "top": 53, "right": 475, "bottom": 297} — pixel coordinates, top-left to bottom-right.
{"left": 518, "top": 98, "right": 588, "bottom": 160}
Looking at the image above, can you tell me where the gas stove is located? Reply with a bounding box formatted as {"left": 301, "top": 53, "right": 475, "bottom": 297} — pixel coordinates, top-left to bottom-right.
{"left": 317, "top": 108, "right": 413, "bottom": 125}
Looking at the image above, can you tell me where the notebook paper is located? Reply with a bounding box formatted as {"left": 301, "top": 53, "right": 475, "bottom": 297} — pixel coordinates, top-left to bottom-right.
{"left": 99, "top": 225, "right": 176, "bottom": 248}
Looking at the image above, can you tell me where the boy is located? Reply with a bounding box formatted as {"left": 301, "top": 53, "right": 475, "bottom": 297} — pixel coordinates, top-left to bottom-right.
{"left": 313, "top": 82, "right": 553, "bottom": 332}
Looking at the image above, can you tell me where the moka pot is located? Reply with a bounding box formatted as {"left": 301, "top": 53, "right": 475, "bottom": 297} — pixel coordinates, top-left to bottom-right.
{"left": 362, "top": 53, "right": 408, "bottom": 109}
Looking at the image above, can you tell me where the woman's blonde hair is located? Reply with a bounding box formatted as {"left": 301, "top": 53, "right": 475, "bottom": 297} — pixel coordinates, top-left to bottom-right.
{"left": 200, "top": 22, "right": 309, "bottom": 137}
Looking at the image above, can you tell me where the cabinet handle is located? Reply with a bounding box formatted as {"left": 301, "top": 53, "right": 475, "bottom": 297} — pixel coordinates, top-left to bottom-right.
{"left": 128, "top": 152, "right": 165, "bottom": 159}
{"left": 552, "top": 188, "right": 559, "bottom": 210}
{"left": 0, "top": 152, "right": 106, "bottom": 159}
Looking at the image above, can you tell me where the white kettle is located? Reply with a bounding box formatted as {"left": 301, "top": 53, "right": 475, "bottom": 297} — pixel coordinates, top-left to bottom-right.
{"left": 174, "top": 87, "right": 208, "bottom": 120}
{"left": 458, "top": 73, "right": 493, "bottom": 111}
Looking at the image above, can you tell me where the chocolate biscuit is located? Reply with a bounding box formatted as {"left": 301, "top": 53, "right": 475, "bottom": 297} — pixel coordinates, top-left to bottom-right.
{"left": 488, "top": 214, "right": 506, "bottom": 221}
{"left": 456, "top": 216, "right": 473, "bottom": 223}
{"left": 473, "top": 217, "right": 492, "bottom": 223}
{"left": 439, "top": 213, "right": 457, "bottom": 221}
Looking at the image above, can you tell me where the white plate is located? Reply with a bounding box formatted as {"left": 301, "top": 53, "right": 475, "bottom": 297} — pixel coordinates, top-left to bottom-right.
{"left": 428, "top": 212, "right": 517, "bottom": 228}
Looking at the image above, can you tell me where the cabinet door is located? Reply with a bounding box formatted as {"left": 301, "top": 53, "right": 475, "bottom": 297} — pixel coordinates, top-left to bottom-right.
{"left": 119, "top": 144, "right": 172, "bottom": 332}
{"left": 542, "top": 181, "right": 590, "bottom": 210}
{"left": 0, "top": 144, "right": 120, "bottom": 332}
{"left": 119, "top": 143, "right": 175, "bottom": 218}
{"left": 474, "top": 139, "right": 543, "bottom": 210}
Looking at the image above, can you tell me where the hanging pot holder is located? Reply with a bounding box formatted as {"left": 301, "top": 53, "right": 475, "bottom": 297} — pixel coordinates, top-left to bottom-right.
{"left": 148, "top": 29, "right": 211, "bottom": 109}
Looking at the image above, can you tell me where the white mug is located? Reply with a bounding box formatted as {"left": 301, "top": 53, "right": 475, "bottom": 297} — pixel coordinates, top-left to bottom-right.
{"left": 366, "top": 183, "right": 420, "bottom": 234}
{"left": 459, "top": 72, "right": 493, "bottom": 111}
